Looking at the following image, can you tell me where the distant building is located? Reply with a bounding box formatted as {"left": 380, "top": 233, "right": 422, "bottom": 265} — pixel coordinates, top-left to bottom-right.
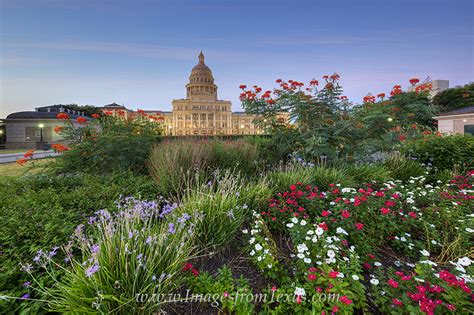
{"left": 4, "top": 105, "right": 89, "bottom": 149}
{"left": 433, "top": 105, "right": 474, "bottom": 135}
{"left": 408, "top": 78, "right": 449, "bottom": 98}
{"left": 99, "top": 51, "right": 288, "bottom": 136}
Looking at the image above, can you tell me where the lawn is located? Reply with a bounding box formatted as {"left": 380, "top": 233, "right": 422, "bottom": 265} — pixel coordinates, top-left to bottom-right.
{"left": 0, "top": 159, "right": 52, "bottom": 177}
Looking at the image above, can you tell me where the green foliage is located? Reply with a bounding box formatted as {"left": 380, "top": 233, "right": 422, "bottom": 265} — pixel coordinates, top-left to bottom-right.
{"left": 177, "top": 171, "right": 250, "bottom": 249}
{"left": 186, "top": 265, "right": 255, "bottom": 314}
{"left": 344, "top": 164, "right": 392, "bottom": 184}
{"left": 53, "top": 114, "right": 162, "bottom": 174}
{"left": 25, "top": 198, "right": 196, "bottom": 314}
{"left": 382, "top": 154, "right": 427, "bottom": 182}
{"left": 432, "top": 82, "right": 474, "bottom": 112}
{"left": 149, "top": 139, "right": 261, "bottom": 197}
{"left": 0, "top": 172, "right": 157, "bottom": 313}
{"left": 401, "top": 134, "right": 474, "bottom": 172}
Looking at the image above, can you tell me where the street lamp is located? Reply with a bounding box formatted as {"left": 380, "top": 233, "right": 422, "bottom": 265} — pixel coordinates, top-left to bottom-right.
{"left": 38, "top": 123, "right": 44, "bottom": 142}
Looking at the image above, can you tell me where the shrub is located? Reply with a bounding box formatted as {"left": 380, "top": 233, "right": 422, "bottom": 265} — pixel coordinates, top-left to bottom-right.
{"left": 401, "top": 134, "right": 474, "bottom": 172}
{"left": 52, "top": 112, "right": 163, "bottom": 174}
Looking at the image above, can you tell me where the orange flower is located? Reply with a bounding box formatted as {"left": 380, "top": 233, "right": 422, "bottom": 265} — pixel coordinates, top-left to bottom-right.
{"left": 76, "top": 117, "right": 87, "bottom": 123}
{"left": 91, "top": 113, "right": 101, "bottom": 119}
{"left": 104, "top": 111, "right": 113, "bottom": 116}
{"left": 23, "top": 150, "right": 34, "bottom": 159}
{"left": 54, "top": 126, "right": 64, "bottom": 134}
{"left": 56, "top": 113, "right": 70, "bottom": 120}
{"left": 16, "top": 158, "right": 28, "bottom": 166}
{"left": 51, "top": 143, "right": 70, "bottom": 153}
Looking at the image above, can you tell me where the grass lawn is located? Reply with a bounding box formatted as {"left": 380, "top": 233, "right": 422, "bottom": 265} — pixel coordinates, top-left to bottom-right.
{"left": 0, "top": 158, "right": 52, "bottom": 177}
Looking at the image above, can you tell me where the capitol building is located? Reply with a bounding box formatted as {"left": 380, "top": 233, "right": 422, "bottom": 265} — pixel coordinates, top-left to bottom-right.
{"left": 101, "top": 51, "right": 282, "bottom": 136}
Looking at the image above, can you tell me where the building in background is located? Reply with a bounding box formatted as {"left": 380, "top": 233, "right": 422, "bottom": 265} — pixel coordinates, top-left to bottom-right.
{"left": 4, "top": 105, "right": 89, "bottom": 149}
{"left": 408, "top": 77, "right": 449, "bottom": 98}
{"left": 434, "top": 105, "right": 474, "bottom": 135}
{"left": 98, "top": 52, "right": 287, "bottom": 136}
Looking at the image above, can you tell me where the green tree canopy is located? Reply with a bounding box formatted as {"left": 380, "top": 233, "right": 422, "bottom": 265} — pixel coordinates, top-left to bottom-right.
{"left": 432, "top": 83, "right": 474, "bottom": 112}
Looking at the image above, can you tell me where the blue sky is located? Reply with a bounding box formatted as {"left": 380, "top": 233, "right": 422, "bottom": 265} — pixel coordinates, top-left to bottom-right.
{"left": 1, "top": 0, "right": 473, "bottom": 117}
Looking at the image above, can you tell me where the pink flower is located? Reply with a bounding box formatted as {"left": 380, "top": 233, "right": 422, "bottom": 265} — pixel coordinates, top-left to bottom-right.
{"left": 355, "top": 223, "right": 364, "bottom": 230}
{"left": 339, "top": 295, "right": 353, "bottom": 305}
{"left": 392, "top": 298, "right": 403, "bottom": 306}
{"left": 322, "top": 210, "right": 330, "bottom": 217}
{"left": 271, "top": 286, "right": 278, "bottom": 292}
{"left": 380, "top": 207, "right": 390, "bottom": 215}
{"left": 388, "top": 279, "right": 399, "bottom": 288}
{"left": 308, "top": 274, "right": 317, "bottom": 281}
{"left": 341, "top": 210, "right": 350, "bottom": 219}
{"left": 223, "top": 292, "right": 229, "bottom": 298}
{"left": 328, "top": 271, "right": 339, "bottom": 278}
{"left": 408, "top": 212, "right": 417, "bottom": 218}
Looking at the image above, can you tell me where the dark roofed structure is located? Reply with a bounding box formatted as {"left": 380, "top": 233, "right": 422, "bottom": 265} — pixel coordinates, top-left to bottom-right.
{"left": 437, "top": 105, "right": 474, "bottom": 117}
{"left": 101, "top": 102, "right": 127, "bottom": 109}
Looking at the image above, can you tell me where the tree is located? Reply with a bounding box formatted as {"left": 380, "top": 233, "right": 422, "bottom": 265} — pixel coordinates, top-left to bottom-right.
{"left": 432, "top": 83, "right": 474, "bottom": 112}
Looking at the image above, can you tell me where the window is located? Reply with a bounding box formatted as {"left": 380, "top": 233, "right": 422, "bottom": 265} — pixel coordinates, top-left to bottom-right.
{"left": 464, "top": 125, "right": 474, "bottom": 135}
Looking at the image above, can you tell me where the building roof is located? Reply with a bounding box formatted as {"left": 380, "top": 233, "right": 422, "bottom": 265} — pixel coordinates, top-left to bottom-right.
{"left": 437, "top": 105, "right": 474, "bottom": 117}
{"left": 102, "top": 102, "right": 127, "bottom": 109}
{"left": 6, "top": 111, "right": 89, "bottom": 120}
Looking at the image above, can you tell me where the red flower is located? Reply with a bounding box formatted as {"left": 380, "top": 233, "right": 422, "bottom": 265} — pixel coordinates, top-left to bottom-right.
{"left": 266, "top": 99, "right": 276, "bottom": 105}
{"left": 339, "top": 295, "right": 353, "bottom": 305}
{"left": 309, "top": 79, "right": 319, "bottom": 86}
{"left": 239, "top": 85, "right": 246, "bottom": 90}
{"left": 388, "top": 279, "right": 399, "bottom": 288}
{"left": 91, "top": 113, "right": 101, "bottom": 119}
{"left": 51, "top": 144, "right": 70, "bottom": 153}
{"left": 321, "top": 210, "right": 330, "bottom": 217}
{"left": 355, "top": 223, "right": 364, "bottom": 230}
{"left": 76, "top": 117, "right": 87, "bottom": 123}
{"left": 54, "top": 126, "right": 64, "bottom": 134}
{"left": 16, "top": 158, "right": 29, "bottom": 166}
{"left": 377, "top": 93, "right": 386, "bottom": 99}
{"left": 363, "top": 94, "right": 376, "bottom": 103}
{"left": 289, "top": 184, "right": 297, "bottom": 191}
{"left": 328, "top": 271, "right": 339, "bottom": 278}
{"left": 409, "top": 78, "right": 420, "bottom": 86}
{"left": 398, "top": 134, "right": 407, "bottom": 141}
{"left": 23, "top": 150, "right": 34, "bottom": 159}
{"left": 392, "top": 298, "right": 403, "bottom": 306}
{"left": 182, "top": 263, "right": 193, "bottom": 271}
{"left": 275, "top": 79, "right": 282, "bottom": 83}
{"left": 340, "top": 96, "right": 348, "bottom": 100}
{"left": 271, "top": 286, "right": 278, "bottom": 292}
{"left": 341, "top": 210, "right": 350, "bottom": 219}
{"left": 191, "top": 268, "right": 199, "bottom": 277}
{"left": 408, "top": 212, "right": 417, "bottom": 218}
{"left": 308, "top": 274, "right": 317, "bottom": 281}
{"left": 56, "top": 113, "right": 70, "bottom": 120}
{"left": 104, "top": 111, "right": 113, "bottom": 116}
{"left": 380, "top": 207, "right": 390, "bottom": 215}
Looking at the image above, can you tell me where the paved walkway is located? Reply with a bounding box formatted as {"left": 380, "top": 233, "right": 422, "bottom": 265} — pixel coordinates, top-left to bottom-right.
{"left": 0, "top": 150, "right": 59, "bottom": 164}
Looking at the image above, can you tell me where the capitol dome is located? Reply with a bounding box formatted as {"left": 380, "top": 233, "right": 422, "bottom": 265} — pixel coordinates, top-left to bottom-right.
{"left": 186, "top": 51, "right": 218, "bottom": 100}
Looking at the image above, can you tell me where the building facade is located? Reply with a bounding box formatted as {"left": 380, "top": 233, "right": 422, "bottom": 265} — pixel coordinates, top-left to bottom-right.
{"left": 4, "top": 105, "right": 89, "bottom": 149}
{"left": 100, "top": 52, "right": 285, "bottom": 136}
{"left": 434, "top": 105, "right": 474, "bottom": 135}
